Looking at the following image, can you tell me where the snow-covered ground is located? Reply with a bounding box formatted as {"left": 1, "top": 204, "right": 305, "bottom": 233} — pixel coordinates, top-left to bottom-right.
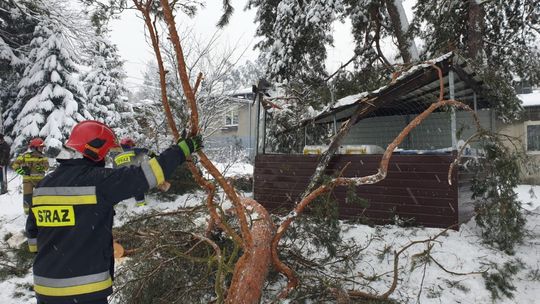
{"left": 0, "top": 168, "right": 539, "bottom": 303}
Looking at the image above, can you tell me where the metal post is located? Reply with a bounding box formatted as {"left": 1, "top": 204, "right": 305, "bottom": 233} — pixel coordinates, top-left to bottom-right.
{"left": 304, "top": 126, "right": 308, "bottom": 147}
{"left": 449, "top": 70, "right": 457, "bottom": 150}
{"left": 491, "top": 108, "right": 496, "bottom": 132}
{"left": 261, "top": 97, "right": 267, "bottom": 154}
{"left": 254, "top": 91, "right": 261, "bottom": 156}
{"left": 473, "top": 91, "right": 478, "bottom": 113}
{"left": 248, "top": 101, "right": 252, "bottom": 160}
{"left": 333, "top": 114, "right": 337, "bottom": 135}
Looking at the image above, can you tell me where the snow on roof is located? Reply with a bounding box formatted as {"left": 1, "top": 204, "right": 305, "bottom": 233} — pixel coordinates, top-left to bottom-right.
{"left": 333, "top": 92, "right": 369, "bottom": 108}
{"left": 517, "top": 90, "right": 540, "bottom": 107}
{"left": 311, "top": 52, "right": 455, "bottom": 120}
{"left": 226, "top": 87, "right": 253, "bottom": 96}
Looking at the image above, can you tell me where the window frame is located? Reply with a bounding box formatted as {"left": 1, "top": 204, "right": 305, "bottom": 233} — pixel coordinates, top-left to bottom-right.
{"left": 524, "top": 120, "right": 540, "bottom": 155}
{"left": 223, "top": 107, "right": 239, "bottom": 127}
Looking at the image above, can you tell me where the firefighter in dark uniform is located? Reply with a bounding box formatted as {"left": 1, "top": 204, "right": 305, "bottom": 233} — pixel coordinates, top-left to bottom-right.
{"left": 12, "top": 138, "right": 49, "bottom": 214}
{"left": 26, "top": 120, "right": 202, "bottom": 304}
{"left": 113, "top": 138, "right": 155, "bottom": 207}
{"left": 0, "top": 134, "right": 11, "bottom": 194}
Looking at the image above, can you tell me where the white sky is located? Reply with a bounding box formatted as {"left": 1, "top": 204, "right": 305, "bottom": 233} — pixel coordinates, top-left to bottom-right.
{"left": 110, "top": 0, "right": 415, "bottom": 90}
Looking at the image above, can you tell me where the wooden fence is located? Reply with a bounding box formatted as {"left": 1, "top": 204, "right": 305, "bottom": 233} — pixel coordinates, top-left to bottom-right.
{"left": 254, "top": 154, "right": 475, "bottom": 229}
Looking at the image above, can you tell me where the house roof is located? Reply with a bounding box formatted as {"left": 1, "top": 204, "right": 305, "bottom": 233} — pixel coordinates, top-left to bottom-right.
{"left": 308, "top": 52, "right": 490, "bottom": 125}
{"left": 518, "top": 90, "right": 540, "bottom": 107}
{"left": 224, "top": 87, "right": 256, "bottom": 105}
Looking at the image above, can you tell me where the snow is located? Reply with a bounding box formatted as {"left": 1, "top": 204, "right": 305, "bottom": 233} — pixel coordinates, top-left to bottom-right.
{"left": 517, "top": 90, "right": 540, "bottom": 107}
{"left": 516, "top": 184, "right": 540, "bottom": 211}
{"left": 332, "top": 91, "right": 369, "bottom": 108}
{"left": 311, "top": 52, "right": 455, "bottom": 120}
{"left": 0, "top": 167, "right": 539, "bottom": 303}
{"left": 204, "top": 161, "right": 253, "bottom": 178}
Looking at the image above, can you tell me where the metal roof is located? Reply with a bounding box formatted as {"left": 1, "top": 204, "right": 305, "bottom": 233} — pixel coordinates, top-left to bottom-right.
{"left": 311, "top": 52, "right": 490, "bottom": 124}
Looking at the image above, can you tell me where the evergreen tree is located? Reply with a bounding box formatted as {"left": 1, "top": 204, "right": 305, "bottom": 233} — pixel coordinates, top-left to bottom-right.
{"left": 82, "top": 35, "right": 128, "bottom": 129}
{"left": 0, "top": 0, "right": 40, "bottom": 138}
{"left": 410, "top": 0, "right": 540, "bottom": 121}
{"left": 248, "top": 0, "right": 343, "bottom": 81}
{"left": 0, "top": 36, "right": 23, "bottom": 135}
{"left": 471, "top": 137, "right": 526, "bottom": 254}
{"left": 12, "top": 19, "right": 90, "bottom": 153}
{"left": 247, "top": 0, "right": 417, "bottom": 82}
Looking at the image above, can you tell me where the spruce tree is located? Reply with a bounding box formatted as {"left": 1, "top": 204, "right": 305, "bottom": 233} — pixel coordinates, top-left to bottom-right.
{"left": 82, "top": 35, "right": 128, "bottom": 130}
{"left": 247, "top": 0, "right": 418, "bottom": 82}
{"left": 12, "top": 19, "right": 90, "bottom": 153}
{"left": 471, "top": 137, "right": 526, "bottom": 254}
{"left": 410, "top": 0, "right": 540, "bottom": 120}
{"left": 0, "top": 0, "right": 40, "bottom": 139}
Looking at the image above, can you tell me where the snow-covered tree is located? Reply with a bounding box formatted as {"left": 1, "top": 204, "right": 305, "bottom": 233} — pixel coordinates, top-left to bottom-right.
{"left": 0, "top": 0, "right": 40, "bottom": 137}
{"left": 247, "top": 0, "right": 419, "bottom": 82}
{"left": 410, "top": 0, "right": 540, "bottom": 121}
{"left": 82, "top": 35, "right": 128, "bottom": 129}
{"left": 12, "top": 19, "right": 90, "bottom": 153}
{"left": 0, "top": 36, "right": 23, "bottom": 134}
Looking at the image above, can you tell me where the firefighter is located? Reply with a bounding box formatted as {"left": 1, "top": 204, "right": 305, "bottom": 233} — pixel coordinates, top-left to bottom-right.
{"left": 113, "top": 138, "right": 155, "bottom": 207}
{"left": 26, "top": 120, "right": 202, "bottom": 304}
{"left": 12, "top": 138, "right": 49, "bottom": 214}
{"left": 0, "top": 134, "right": 10, "bottom": 194}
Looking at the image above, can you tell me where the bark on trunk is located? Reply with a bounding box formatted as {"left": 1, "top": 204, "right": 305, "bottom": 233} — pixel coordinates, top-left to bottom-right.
{"left": 385, "top": 0, "right": 417, "bottom": 64}
{"left": 466, "top": 0, "right": 485, "bottom": 60}
{"left": 225, "top": 198, "right": 273, "bottom": 304}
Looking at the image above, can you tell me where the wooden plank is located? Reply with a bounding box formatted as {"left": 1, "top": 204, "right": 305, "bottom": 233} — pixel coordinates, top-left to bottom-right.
{"left": 255, "top": 162, "right": 455, "bottom": 174}
{"left": 254, "top": 153, "right": 461, "bottom": 229}
{"left": 256, "top": 185, "right": 455, "bottom": 198}
{"left": 256, "top": 154, "right": 455, "bottom": 164}
{"left": 259, "top": 202, "right": 457, "bottom": 227}
{"left": 255, "top": 177, "right": 456, "bottom": 190}
{"left": 255, "top": 168, "right": 454, "bottom": 179}
{"left": 255, "top": 192, "right": 457, "bottom": 210}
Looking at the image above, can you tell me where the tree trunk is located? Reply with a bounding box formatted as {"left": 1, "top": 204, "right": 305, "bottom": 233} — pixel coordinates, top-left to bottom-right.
{"left": 466, "top": 0, "right": 485, "bottom": 60}
{"left": 385, "top": 0, "right": 418, "bottom": 64}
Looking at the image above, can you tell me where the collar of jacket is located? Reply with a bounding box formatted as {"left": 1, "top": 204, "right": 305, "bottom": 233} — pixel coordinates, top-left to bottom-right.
{"left": 57, "top": 157, "right": 106, "bottom": 168}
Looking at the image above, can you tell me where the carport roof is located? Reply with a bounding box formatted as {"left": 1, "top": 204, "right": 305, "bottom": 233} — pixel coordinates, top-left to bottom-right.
{"left": 310, "top": 52, "right": 490, "bottom": 125}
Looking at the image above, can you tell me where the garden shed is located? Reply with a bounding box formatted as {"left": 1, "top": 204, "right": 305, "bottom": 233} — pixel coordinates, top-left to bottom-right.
{"left": 253, "top": 52, "right": 493, "bottom": 228}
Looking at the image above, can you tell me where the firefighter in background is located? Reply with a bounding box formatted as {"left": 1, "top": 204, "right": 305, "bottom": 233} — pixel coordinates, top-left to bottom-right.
{"left": 113, "top": 138, "right": 156, "bottom": 207}
{"left": 12, "top": 138, "right": 49, "bottom": 214}
{"left": 26, "top": 120, "right": 202, "bottom": 304}
{"left": 0, "top": 134, "right": 11, "bottom": 194}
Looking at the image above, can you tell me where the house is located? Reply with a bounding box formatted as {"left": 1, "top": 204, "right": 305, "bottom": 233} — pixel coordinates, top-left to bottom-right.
{"left": 498, "top": 90, "right": 540, "bottom": 183}
{"left": 205, "top": 88, "right": 257, "bottom": 160}
{"left": 253, "top": 52, "right": 494, "bottom": 229}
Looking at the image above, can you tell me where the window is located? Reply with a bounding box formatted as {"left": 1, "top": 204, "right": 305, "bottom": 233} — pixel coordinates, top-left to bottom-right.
{"left": 525, "top": 121, "right": 540, "bottom": 153}
{"left": 224, "top": 108, "right": 239, "bottom": 127}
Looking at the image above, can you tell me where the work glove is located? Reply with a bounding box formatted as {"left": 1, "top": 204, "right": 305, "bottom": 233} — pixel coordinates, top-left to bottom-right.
{"left": 16, "top": 166, "right": 30, "bottom": 175}
{"left": 177, "top": 134, "right": 203, "bottom": 158}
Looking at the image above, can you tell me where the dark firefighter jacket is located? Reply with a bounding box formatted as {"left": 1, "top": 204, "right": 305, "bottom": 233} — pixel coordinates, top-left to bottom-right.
{"left": 0, "top": 140, "right": 10, "bottom": 166}
{"left": 25, "top": 145, "right": 186, "bottom": 303}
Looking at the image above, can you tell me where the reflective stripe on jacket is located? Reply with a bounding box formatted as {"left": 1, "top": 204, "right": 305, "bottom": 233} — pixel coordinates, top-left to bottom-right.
{"left": 26, "top": 145, "right": 186, "bottom": 303}
{"left": 12, "top": 151, "right": 49, "bottom": 175}
{"left": 113, "top": 148, "right": 149, "bottom": 168}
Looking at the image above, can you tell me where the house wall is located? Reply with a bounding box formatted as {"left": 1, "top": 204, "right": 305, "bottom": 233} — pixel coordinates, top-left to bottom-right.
{"left": 496, "top": 107, "right": 540, "bottom": 184}
{"left": 341, "top": 109, "right": 493, "bottom": 151}
{"left": 205, "top": 102, "right": 257, "bottom": 159}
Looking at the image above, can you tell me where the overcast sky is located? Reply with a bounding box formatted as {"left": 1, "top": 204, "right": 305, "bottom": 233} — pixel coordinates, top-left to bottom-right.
{"left": 110, "top": 0, "right": 415, "bottom": 90}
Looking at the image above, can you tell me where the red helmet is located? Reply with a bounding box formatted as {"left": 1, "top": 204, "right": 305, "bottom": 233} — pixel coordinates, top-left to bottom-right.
{"left": 29, "top": 138, "right": 45, "bottom": 149}
{"left": 65, "top": 120, "right": 119, "bottom": 162}
{"left": 120, "top": 138, "right": 135, "bottom": 148}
